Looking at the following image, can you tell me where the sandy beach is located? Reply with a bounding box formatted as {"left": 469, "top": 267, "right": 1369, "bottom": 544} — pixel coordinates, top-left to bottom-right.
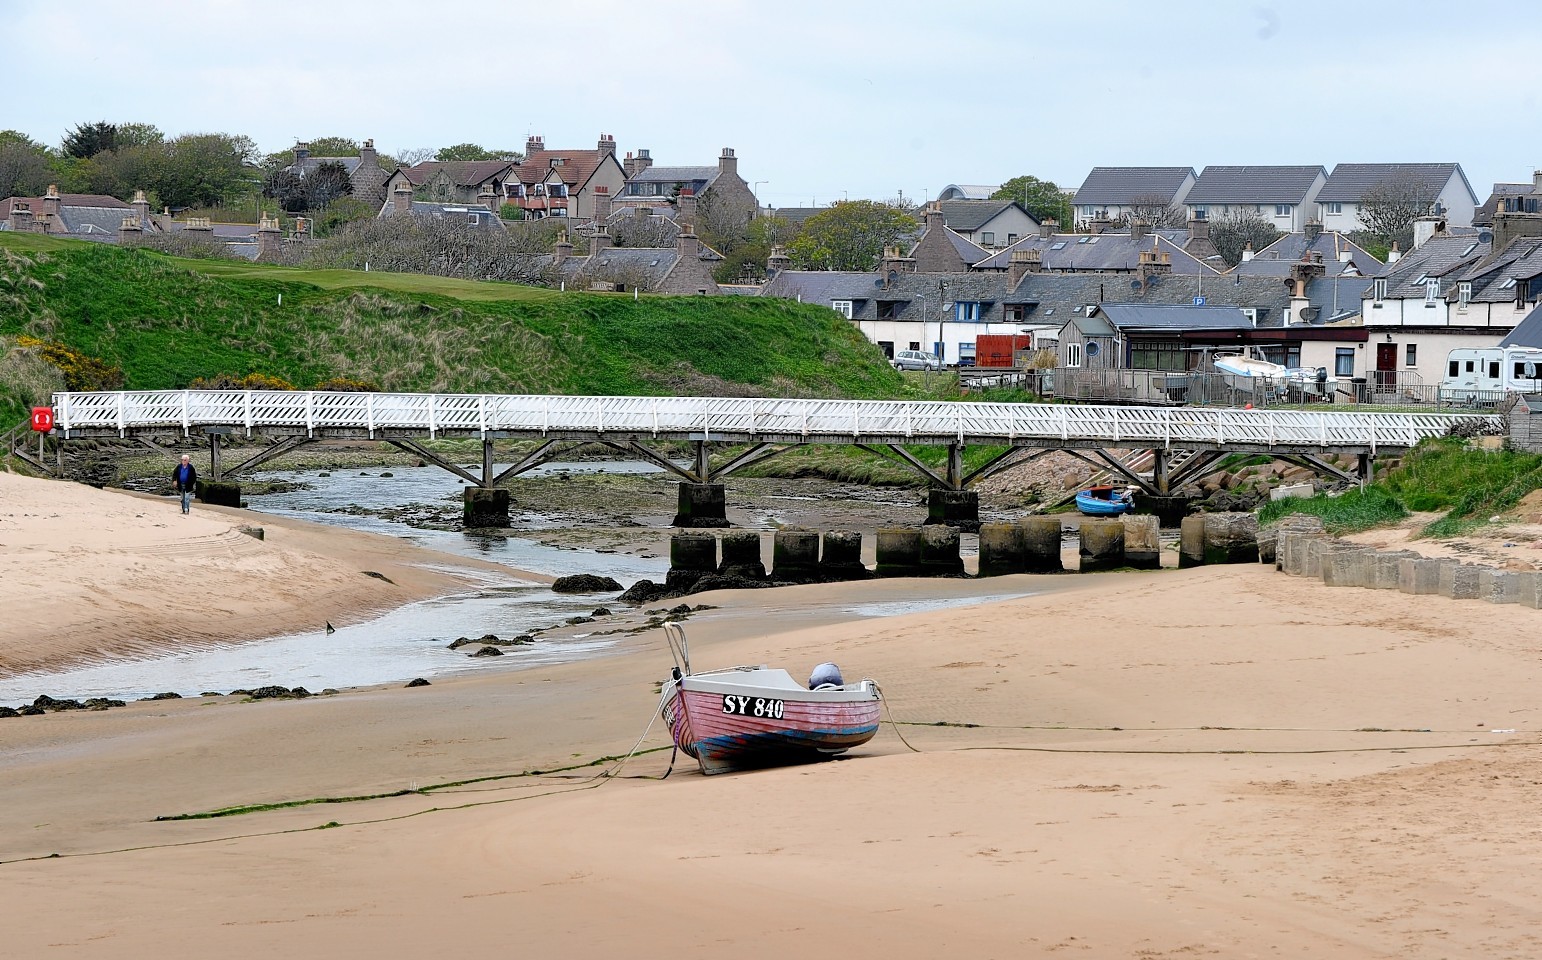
{"left": 2, "top": 472, "right": 1540, "bottom": 957}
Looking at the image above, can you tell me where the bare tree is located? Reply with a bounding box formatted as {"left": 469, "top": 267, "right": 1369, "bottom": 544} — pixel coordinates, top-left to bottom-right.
{"left": 297, "top": 216, "right": 551, "bottom": 284}
{"left": 1109, "top": 194, "right": 1187, "bottom": 229}
{"left": 607, "top": 212, "right": 680, "bottom": 248}
{"left": 1357, "top": 174, "right": 1437, "bottom": 252}
{"left": 1209, "top": 210, "right": 1281, "bottom": 267}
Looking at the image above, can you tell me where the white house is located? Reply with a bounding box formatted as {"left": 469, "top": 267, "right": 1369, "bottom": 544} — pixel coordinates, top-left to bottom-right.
{"left": 1316, "top": 163, "right": 1477, "bottom": 233}
{"left": 1185, "top": 166, "right": 1327, "bottom": 233}
{"left": 1071, "top": 167, "right": 1196, "bottom": 228}
{"left": 936, "top": 200, "right": 1039, "bottom": 250}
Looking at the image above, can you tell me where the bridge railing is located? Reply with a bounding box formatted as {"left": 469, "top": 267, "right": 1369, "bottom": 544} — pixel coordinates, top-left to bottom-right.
{"left": 52, "top": 390, "right": 1499, "bottom": 451}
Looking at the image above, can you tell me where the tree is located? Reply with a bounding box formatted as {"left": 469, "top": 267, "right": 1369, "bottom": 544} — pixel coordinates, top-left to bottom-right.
{"left": 0, "top": 132, "right": 53, "bottom": 198}
{"left": 786, "top": 201, "right": 916, "bottom": 271}
{"left": 393, "top": 146, "right": 435, "bottom": 167}
{"left": 261, "top": 167, "right": 305, "bottom": 211}
{"left": 61, "top": 121, "right": 118, "bottom": 159}
{"left": 1357, "top": 174, "right": 1437, "bottom": 254}
{"left": 306, "top": 136, "right": 361, "bottom": 157}
{"left": 115, "top": 123, "right": 164, "bottom": 148}
{"left": 1110, "top": 194, "right": 1187, "bottom": 229}
{"left": 993, "top": 175, "right": 1073, "bottom": 227}
{"left": 83, "top": 144, "right": 164, "bottom": 199}
{"left": 151, "top": 133, "right": 258, "bottom": 209}
{"left": 434, "top": 143, "right": 519, "bottom": 162}
{"left": 713, "top": 214, "right": 800, "bottom": 284}
{"left": 1209, "top": 210, "right": 1282, "bottom": 267}
{"left": 302, "top": 160, "right": 353, "bottom": 210}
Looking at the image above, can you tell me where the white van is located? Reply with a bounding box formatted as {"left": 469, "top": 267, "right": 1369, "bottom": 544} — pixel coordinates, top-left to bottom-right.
{"left": 1441, "top": 346, "right": 1542, "bottom": 402}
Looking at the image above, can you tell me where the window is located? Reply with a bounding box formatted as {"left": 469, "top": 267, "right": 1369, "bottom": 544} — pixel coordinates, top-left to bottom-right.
{"left": 981, "top": 232, "right": 995, "bottom": 246}
{"left": 1050, "top": 241, "right": 1068, "bottom": 250}
{"left": 1003, "top": 304, "right": 1027, "bottom": 322}
{"left": 1424, "top": 279, "right": 1441, "bottom": 303}
{"left": 1006, "top": 233, "right": 1018, "bottom": 245}
{"left": 1324, "top": 202, "right": 1342, "bottom": 215}
{"left": 1406, "top": 344, "right": 1418, "bottom": 367}
{"left": 1129, "top": 340, "right": 1185, "bottom": 371}
{"left": 1458, "top": 282, "right": 1471, "bottom": 307}
{"left": 1488, "top": 361, "right": 1501, "bottom": 380}
{"left": 877, "top": 301, "right": 899, "bottom": 320}
{"left": 1192, "top": 206, "right": 1207, "bottom": 219}
{"left": 1067, "top": 342, "right": 1083, "bottom": 367}
{"left": 830, "top": 300, "right": 853, "bottom": 319}
{"left": 1335, "top": 347, "right": 1355, "bottom": 377}
{"left": 1373, "top": 278, "right": 1387, "bottom": 302}
{"left": 877, "top": 341, "right": 894, "bottom": 358}
{"left": 1240, "top": 307, "right": 1258, "bottom": 324}
{"left": 908, "top": 341, "right": 920, "bottom": 351}
{"left": 958, "top": 342, "right": 976, "bottom": 363}
{"left": 1449, "top": 359, "right": 1459, "bottom": 378}
{"left": 1275, "top": 204, "right": 1293, "bottom": 217}
{"left": 955, "top": 301, "right": 981, "bottom": 322}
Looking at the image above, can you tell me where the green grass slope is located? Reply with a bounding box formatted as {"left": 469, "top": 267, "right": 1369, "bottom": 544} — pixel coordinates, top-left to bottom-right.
{"left": 0, "top": 235, "right": 904, "bottom": 425}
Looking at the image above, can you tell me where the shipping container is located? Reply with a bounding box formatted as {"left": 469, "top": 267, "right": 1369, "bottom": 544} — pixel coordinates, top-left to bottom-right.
{"left": 974, "top": 334, "right": 1034, "bottom": 368}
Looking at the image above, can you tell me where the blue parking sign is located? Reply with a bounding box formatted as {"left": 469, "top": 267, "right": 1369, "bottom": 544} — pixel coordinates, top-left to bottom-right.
{"left": 1192, "top": 296, "right": 1206, "bottom": 305}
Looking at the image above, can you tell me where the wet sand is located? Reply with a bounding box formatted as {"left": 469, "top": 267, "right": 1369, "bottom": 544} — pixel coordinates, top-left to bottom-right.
{"left": 3, "top": 472, "right": 1541, "bottom": 956}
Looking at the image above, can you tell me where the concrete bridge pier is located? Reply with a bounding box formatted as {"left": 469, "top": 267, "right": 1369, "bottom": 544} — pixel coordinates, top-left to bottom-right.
{"left": 673, "top": 482, "right": 729, "bottom": 527}
{"left": 926, "top": 489, "right": 980, "bottom": 531}
{"left": 463, "top": 487, "right": 510, "bottom": 528}
{"left": 197, "top": 430, "right": 241, "bottom": 507}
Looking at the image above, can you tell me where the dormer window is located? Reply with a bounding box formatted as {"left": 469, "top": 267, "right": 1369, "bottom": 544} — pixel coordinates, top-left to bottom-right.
{"left": 1458, "top": 282, "right": 1472, "bottom": 307}
{"left": 1424, "top": 279, "right": 1441, "bottom": 302}
{"left": 1372, "top": 278, "right": 1387, "bottom": 302}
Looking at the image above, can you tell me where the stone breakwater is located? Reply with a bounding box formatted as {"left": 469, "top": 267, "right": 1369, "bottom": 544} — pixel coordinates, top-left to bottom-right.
{"left": 1274, "top": 525, "right": 1542, "bottom": 607}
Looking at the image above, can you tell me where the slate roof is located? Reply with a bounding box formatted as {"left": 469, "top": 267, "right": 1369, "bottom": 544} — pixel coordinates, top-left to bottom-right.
{"left": 400, "top": 161, "right": 513, "bottom": 188}
{"left": 1475, "top": 182, "right": 1532, "bottom": 225}
{"left": 168, "top": 221, "right": 259, "bottom": 240}
{"left": 1074, "top": 167, "right": 1196, "bottom": 206}
{"left": 972, "top": 232, "right": 1222, "bottom": 274}
{"left": 770, "top": 207, "right": 826, "bottom": 225}
{"left": 938, "top": 199, "right": 1024, "bottom": 232}
{"left": 1233, "top": 231, "right": 1386, "bottom": 278}
{"left": 1306, "top": 276, "right": 1371, "bottom": 323}
{"left": 376, "top": 200, "right": 506, "bottom": 231}
{"left": 1501, "top": 304, "right": 1542, "bottom": 348}
{"left": 1375, "top": 234, "right": 1490, "bottom": 300}
{"left": 761, "top": 266, "right": 1294, "bottom": 327}
{"left": 1096, "top": 304, "right": 1254, "bottom": 331}
{"left": 2, "top": 194, "right": 128, "bottom": 215}
{"left": 629, "top": 165, "right": 717, "bottom": 184}
{"left": 1454, "top": 237, "right": 1542, "bottom": 303}
{"left": 1317, "top": 163, "right": 1471, "bottom": 203}
{"left": 289, "top": 156, "right": 363, "bottom": 178}
{"left": 1186, "top": 166, "right": 1327, "bottom": 204}
{"left": 944, "top": 229, "right": 989, "bottom": 265}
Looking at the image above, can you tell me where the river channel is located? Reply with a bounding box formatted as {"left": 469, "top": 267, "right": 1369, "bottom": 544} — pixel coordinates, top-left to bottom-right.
{"left": 1, "top": 460, "right": 1013, "bottom": 707}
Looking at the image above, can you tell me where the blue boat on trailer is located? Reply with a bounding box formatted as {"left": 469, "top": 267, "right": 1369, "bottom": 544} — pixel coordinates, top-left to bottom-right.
{"left": 1075, "top": 485, "right": 1134, "bottom": 516}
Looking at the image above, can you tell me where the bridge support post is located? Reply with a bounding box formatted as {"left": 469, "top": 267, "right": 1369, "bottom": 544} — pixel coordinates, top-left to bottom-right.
{"left": 926, "top": 489, "right": 979, "bottom": 531}
{"left": 462, "top": 487, "right": 510, "bottom": 528}
{"left": 1357, "top": 453, "right": 1375, "bottom": 487}
{"left": 673, "top": 483, "right": 729, "bottom": 528}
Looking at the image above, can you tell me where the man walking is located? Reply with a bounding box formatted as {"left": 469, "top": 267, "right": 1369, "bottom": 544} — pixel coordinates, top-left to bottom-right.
{"left": 173, "top": 454, "right": 198, "bottom": 515}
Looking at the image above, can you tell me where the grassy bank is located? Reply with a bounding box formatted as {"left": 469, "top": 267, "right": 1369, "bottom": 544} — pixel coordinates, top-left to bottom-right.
{"left": 0, "top": 235, "right": 904, "bottom": 426}
{"left": 1262, "top": 439, "right": 1542, "bottom": 537}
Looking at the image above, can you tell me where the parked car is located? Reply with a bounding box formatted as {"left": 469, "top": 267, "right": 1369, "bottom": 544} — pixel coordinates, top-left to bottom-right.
{"left": 893, "top": 350, "right": 941, "bottom": 371}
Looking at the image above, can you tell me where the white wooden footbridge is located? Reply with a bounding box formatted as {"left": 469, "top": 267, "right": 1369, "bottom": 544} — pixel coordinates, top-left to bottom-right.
{"left": 37, "top": 390, "right": 1497, "bottom": 501}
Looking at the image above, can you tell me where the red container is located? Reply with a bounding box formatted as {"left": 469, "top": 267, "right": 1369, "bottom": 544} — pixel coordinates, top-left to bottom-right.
{"left": 974, "top": 334, "right": 1034, "bottom": 368}
{"left": 31, "top": 406, "right": 54, "bottom": 432}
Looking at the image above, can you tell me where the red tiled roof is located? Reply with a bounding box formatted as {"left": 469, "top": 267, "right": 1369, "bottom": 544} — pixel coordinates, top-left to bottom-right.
{"left": 2, "top": 193, "right": 131, "bottom": 214}
{"left": 512, "top": 149, "right": 613, "bottom": 188}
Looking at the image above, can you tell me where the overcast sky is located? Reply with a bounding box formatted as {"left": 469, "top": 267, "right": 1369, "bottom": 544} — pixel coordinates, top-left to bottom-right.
{"left": 4, "top": 0, "right": 1535, "bottom": 207}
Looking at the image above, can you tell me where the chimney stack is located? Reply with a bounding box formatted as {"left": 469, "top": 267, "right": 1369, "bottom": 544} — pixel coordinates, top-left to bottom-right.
{"left": 1387, "top": 241, "right": 1401, "bottom": 263}
{"left": 184, "top": 216, "right": 213, "bottom": 235}
{"left": 592, "top": 184, "right": 612, "bottom": 222}
{"left": 1187, "top": 215, "right": 1209, "bottom": 242}
{"left": 1039, "top": 218, "right": 1057, "bottom": 239}
{"left": 880, "top": 245, "right": 916, "bottom": 281}
{"left": 132, "top": 189, "right": 151, "bottom": 225}
{"left": 766, "top": 245, "right": 791, "bottom": 278}
{"left": 41, "top": 184, "right": 61, "bottom": 218}
{"left": 553, "top": 230, "right": 573, "bottom": 266}
{"left": 525, "top": 135, "right": 544, "bottom": 158}
{"left": 627, "top": 148, "right": 653, "bottom": 179}
{"left": 718, "top": 147, "right": 737, "bottom": 180}
{"left": 117, "top": 216, "right": 142, "bottom": 245}
{"left": 596, "top": 133, "right": 616, "bottom": 157}
{"left": 676, "top": 187, "right": 696, "bottom": 226}
{"left": 478, "top": 185, "right": 498, "bottom": 211}
{"left": 1008, "top": 248, "right": 1042, "bottom": 286}
{"left": 1129, "top": 219, "right": 1148, "bottom": 242}
{"left": 1137, "top": 248, "right": 1172, "bottom": 288}
{"left": 1304, "top": 219, "right": 1323, "bottom": 242}
{"left": 392, "top": 179, "right": 413, "bottom": 214}
{"left": 9, "top": 201, "right": 33, "bottom": 233}
{"left": 1241, "top": 241, "right": 1255, "bottom": 262}
{"left": 294, "top": 142, "right": 310, "bottom": 165}
{"left": 677, "top": 222, "right": 701, "bottom": 260}
{"left": 1089, "top": 210, "right": 1111, "bottom": 235}
{"left": 256, "top": 214, "right": 281, "bottom": 259}
{"left": 589, "top": 225, "right": 611, "bottom": 256}
{"left": 924, "top": 201, "right": 944, "bottom": 233}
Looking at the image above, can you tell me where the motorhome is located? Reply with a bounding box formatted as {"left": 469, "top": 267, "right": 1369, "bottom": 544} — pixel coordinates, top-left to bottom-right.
{"left": 1441, "top": 346, "right": 1542, "bottom": 402}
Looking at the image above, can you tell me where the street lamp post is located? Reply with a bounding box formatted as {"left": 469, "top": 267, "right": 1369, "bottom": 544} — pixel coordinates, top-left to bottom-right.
{"left": 1197, "top": 254, "right": 1224, "bottom": 299}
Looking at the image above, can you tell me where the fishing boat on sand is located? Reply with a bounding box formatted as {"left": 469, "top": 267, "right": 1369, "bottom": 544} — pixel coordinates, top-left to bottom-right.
{"left": 1075, "top": 484, "right": 1134, "bottom": 516}
{"left": 661, "top": 623, "right": 882, "bottom": 776}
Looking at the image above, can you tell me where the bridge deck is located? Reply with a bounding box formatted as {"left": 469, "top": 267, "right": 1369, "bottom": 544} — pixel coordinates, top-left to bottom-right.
{"left": 52, "top": 390, "right": 1496, "bottom": 455}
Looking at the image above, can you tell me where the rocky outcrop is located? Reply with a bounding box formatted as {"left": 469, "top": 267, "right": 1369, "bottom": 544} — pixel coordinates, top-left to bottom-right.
{"left": 551, "top": 574, "right": 624, "bottom": 594}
